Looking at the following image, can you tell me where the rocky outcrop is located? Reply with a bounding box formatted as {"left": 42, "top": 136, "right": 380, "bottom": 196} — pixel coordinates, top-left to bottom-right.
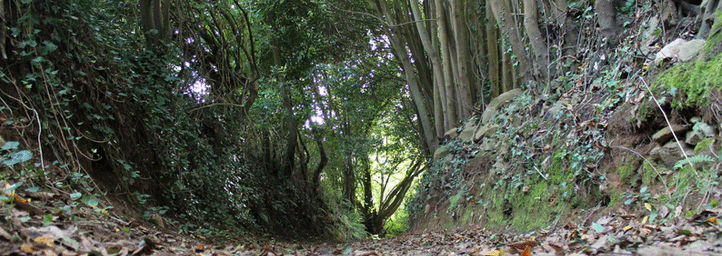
{"left": 650, "top": 118, "right": 718, "bottom": 168}
{"left": 482, "top": 89, "right": 522, "bottom": 124}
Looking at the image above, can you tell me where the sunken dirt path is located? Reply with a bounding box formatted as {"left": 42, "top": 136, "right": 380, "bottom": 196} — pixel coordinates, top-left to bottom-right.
{"left": 3, "top": 193, "right": 722, "bottom": 256}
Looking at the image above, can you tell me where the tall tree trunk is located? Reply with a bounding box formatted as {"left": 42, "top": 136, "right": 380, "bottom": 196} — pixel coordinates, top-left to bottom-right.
{"left": 272, "top": 37, "right": 297, "bottom": 178}
{"left": 342, "top": 121, "right": 356, "bottom": 205}
{"left": 139, "top": 0, "right": 171, "bottom": 47}
{"left": 451, "top": 0, "right": 473, "bottom": 121}
{"left": 409, "top": 0, "right": 446, "bottom": 138}
{"left": 311, "top": 133, "right": 327, "bottom": 192}
{"left": 486, "top": 1, "right": 501, "bottom": 98}
{"left": 523, "top": 0, "right": 549, "bottom": 82}
{"left": 595, "top": 0, "right": 617, "bottom": 45}
{"left": 502, "top": 50, "right": 513, "bottom": 92}
{"left": 436, "top": 0, "right": 457, "bottom": 130}
{"left": 368, "top": 0, "right": 438, "bottom": 155}
{"left": 487, "top": 0, "right": 531, "bottom": 82}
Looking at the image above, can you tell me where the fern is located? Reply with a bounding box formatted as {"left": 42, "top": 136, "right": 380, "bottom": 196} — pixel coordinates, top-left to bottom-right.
{"left": 674, "top": 155, "right": 717, "bottom": 170}
{"left": 693, "top": 138, "right": 714, "bottom": 154}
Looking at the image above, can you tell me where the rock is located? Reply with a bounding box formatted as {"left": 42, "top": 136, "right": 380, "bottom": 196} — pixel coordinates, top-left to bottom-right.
{"left": 652, "top": 124, "right": 689, "bottom": 144}
{"left": 640, "top": 16, "right": 660, "bottom": 56}
{"left": 482, "top": 89, "right": 523, "bottom": 124}
{"left": 694, "top": 122, "right": 716, "bottom": 137}
{"left": 685, "top": 130, "right": 704, "bottom": 145}
{"left": 480, "top": 138, "right": 496, "bottom": 151}
{"left": 433, "top": 145, "right": 451, "bottom": 162}
{"left": 458, "top": 118, "right": 479, "bottom": 141}
{"left": 474, "top": 124, "right": 500, "bottom": 142}
{"left": 655, "top": 38, "right": 686, "bottom": 64}
{"left": 546, "top": 102, "right": 564, "bottom": 118}
{"left": 650, "top": 141, "right": 694, "bottom": 168}
{"left": 444, "top": 128, "right": 459, "bottom": 140}
{"left": 654, "top": 38, "right": 706, "bottom": 64}
{"left": 677, "top": 39, "right": 705, "bottom": 62}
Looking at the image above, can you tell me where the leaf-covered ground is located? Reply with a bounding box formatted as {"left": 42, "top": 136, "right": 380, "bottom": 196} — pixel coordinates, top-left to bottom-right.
{"left": 3, "top": 180, "right": 722, "bottom": 256}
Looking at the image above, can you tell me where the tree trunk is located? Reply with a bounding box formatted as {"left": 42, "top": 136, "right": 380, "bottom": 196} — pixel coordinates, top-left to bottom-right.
{"left": 595, "top": 0, "right": 617, "bottom": 45}
{"left": 487, "top": 0, "right": 531, "bottom": 82}
{"left": 523, "top": 0, "right": 549, "bottom": 82}
{"left": 451, "top": 0, "right": 473, "bottom": 121}
{"left": 368, "top": 0, "right": 438, "bottom": 155}
{"left": 502, "top": 50, "right": 513, "bottom": 92}
{"left": 272, "top": 36, "right": 297, "bottom": 178}
{"left": 698, "top": 0, "right": 721, "bottom": 38}
{"left": 486, "top": 1, "right": 501, "bottom": 98}
{"left": 436, "top": 0, "right": 458, "bottom": 131}
{"left": 409, "top": 0, "right": 446, "bottom": 138}
{"left": 139, "top": 0, "right": 171, "bottom": 46}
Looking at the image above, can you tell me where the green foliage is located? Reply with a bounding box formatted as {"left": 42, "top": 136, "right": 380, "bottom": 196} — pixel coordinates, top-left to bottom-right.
{"left": 383, "top": 207, "right": 410, "bottom": 238}
{"left": 653, "top": 54, "right": 722, "bottom": 108}
{"left": 0, "top": 0, "right": 262, "bottom": 235}
{"left": 0, "top": 142, "right": 33, "bottom": 167}
{"left": 674, "top": 155, "right": 716, "bottom": 170}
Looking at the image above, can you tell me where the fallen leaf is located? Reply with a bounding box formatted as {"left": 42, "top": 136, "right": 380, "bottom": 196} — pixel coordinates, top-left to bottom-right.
{"left": 520, "top": 246, "right": 530, "bottom": 256}
{"left": 33, "top": 235, "right": 56, "bottom": 247}
{"left": 21, "top": 243, "right": 36, "bottom": 253}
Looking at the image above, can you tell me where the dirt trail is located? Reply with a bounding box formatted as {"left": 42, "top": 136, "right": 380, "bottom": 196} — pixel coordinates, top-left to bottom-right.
{"left": 3, "top": 186, "right": 722, "bottom": 256}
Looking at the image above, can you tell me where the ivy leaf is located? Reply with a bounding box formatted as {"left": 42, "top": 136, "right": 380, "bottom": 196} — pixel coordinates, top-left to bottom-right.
{"left": 4, "top": 182, "right": 23, "bottom": 194}
{"left": 70, "top": 192, "right": 82, "bottom": 200}
{"left": 3, "top": 150, "right": 33, "bottom": 166}
{"left": 1, "top": 141, "right": 20, "bottom": 151}
{"left": 81, "top": 195, "right": 98, "bottom": 207}
{"left": 43, "top": 214, "right": 53, "bottom": 226}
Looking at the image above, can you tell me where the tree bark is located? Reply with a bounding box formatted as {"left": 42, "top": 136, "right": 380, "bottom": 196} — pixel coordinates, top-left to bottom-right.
{"left": 139, "top": 0, "right": 171, "bottom": 46}
{"left": 595, "top": 0, "right": 617, "bottom": 45}
{"left": 409, "top": 0, "right": 446, "bottom": 138}
{"left": 451, "top": 0, "right": 473, "bottom": 121}
{"left": 523, "top": 0, "right": 549, "bottom": 82}
{"left": 271, "top": 36, "right": 297, "bottom": 178}
{"left": 487, "top": 0, "right": 531, "bottom": 82}
{"left": 434, "top": 0, "right": 457, "bottom": 131}
{"left": 486, "top": 1, "right": 501, "bottom": 98}
{"left": 698, "top": 0, "right": 721, "bottom": 38}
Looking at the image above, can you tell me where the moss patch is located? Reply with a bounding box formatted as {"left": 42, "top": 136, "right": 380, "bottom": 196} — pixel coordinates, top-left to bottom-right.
{"left": 653, "top": 54, "right": 722, "bottom": 108}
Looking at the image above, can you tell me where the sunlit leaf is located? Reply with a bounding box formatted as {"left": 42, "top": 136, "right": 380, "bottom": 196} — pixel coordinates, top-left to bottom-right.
{"left": 43, "top": 214, "right": 53, "bottom": 226}
{"left": 1, "top": 141, "right": 19, "bottom": 150}
{"left": 677, "top": 228, "right": 692, "bottom": 235}
{"left": 592, "top": 222, "right": 604, "bottom": 233}
{"left": 81, "top": 195, "right": 98, "bottom": 207}
{"left": 34, "top": 235, "right": 56, "bottom": 247}
{"left": 70, "top": 192, "right": 82, "bottom": 200}
{"left": 4, "top": 182, "right": 23, "bottom": 194}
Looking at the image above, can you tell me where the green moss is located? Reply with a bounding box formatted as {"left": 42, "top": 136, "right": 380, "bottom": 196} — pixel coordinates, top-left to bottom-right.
{"left": 618, "top": 161, "right": 639, "bottom": 185}
{"left": 653, "top": 54, "right": 722, "bottom": 108}
{"left": 549, "top": 150, "right": 574, "bottom": 183}
{"left": 508, "top": 181, "right": 559, "bottom": 230}
{"left": 608, "top": 188, "right": 624, "bottom": 206}
{"left": 641, "top": 162, "right": 660, "bottom": 186}
{"left": 635, "top": 103, "right": 654, "bottom": 124}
